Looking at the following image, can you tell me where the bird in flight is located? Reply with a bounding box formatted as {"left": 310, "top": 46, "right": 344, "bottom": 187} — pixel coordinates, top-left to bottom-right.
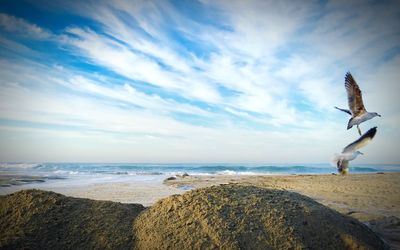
{"left": 333, "top": 127, "right": 377, "bottom": 175}
{"left": 335, "top": 72, "right": 381, "bottom": 135}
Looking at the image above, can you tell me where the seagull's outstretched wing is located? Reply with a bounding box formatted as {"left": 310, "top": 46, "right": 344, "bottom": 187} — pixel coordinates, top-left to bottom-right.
{"left": 334, "top": 106, "right": 351, "bottom": 115}
{"left": 345, "top": 72, "right": 366, "bottom": 116}
{"left": 342, "top": 127, "right": 377, "bottom": 153}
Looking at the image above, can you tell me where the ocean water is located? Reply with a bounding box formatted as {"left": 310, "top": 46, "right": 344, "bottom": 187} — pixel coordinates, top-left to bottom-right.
{"left": 1, "top": 162, "right": 399, "bottom": 177}
{"left": 1, "top": 162, "right": 399, "bottom": 195}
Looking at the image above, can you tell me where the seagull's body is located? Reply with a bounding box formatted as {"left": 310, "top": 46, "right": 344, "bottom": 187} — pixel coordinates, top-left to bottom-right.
{"left": 335, "top": 152, "right": 362, "bottom": 175}
{"left": 334, "top": 127, "right": 377, "bottom": 174}
{"left": 335, "top": 72, "right": 381, "bottom": 135}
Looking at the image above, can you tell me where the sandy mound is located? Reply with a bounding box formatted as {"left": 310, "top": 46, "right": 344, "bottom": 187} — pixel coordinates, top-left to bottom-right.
{"left": 134, "top": 184, "right": 388, "bottom": 249}
{"left": 0, "top": 189, "right": 145, "bottom": 250}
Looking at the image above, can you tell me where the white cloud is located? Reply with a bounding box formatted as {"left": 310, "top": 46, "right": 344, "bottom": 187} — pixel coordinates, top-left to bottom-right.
{"left": 54, "top": 0, "right": 312, "bottom": 125}
{"left": 64, "top": 75, "right": 210, "bottom": 116}
{"left": 63, "top": 27, "right": 223, "bottom": 104}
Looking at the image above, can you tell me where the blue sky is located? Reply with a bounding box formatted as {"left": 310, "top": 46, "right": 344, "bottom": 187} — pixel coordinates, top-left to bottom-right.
{"left": 0, "top": 0, "right": 399, "bottom": 163}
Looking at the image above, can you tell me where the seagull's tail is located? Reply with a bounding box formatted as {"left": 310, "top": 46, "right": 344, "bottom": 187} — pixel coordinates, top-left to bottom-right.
{"left": 334, "top": 106, "right": 352, "bottom": 115}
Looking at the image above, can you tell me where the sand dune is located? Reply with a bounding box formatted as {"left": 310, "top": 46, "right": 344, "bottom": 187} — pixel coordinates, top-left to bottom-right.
{"left": 134, "top": 184, "right": 388, "bottom": 249}
{"left": 1, "top": 185, "right": 390, "bottom": 249}
{"left": 0, "top": 189, "right": 145, "bottom": 249}
{"left": 165, "top": 173, "right": 400, "bottom": 248}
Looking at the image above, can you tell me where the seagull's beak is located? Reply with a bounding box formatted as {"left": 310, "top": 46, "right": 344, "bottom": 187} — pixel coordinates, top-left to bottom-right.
{"left": 378, "top": 114, "right": 382, "bottom": 117}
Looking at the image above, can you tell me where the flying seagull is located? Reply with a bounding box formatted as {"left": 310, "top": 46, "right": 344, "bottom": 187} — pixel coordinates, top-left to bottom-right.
{"left": 333, "top": 127, "right": 377, "bottom": 175}
{"left": 335, "top": 72, "right": 381, "bottom": 135}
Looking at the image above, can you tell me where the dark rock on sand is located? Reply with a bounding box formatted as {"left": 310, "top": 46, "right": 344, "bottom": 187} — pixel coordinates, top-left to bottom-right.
{"left": 133, "top": 184, "right": 388, "bottom": 250}
{"left": 0, "top": 189, "right": 145, "bottom": 250}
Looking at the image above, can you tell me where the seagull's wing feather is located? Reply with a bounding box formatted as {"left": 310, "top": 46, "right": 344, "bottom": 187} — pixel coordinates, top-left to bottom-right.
{"left": 345, "top": 72, "right": 366, "bottom": 116}
{"left": 334, "top": 106, "right": 352, "bottom": 115}
{"left": 342, "top": 127, "right": 377, "bottom": 153}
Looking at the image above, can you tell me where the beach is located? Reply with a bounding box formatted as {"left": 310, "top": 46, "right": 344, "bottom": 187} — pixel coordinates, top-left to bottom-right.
{"left": 1, "top": 163, "right": 397, "bottom": 206}
{"left": 1, "top": 171, "right": 399, "bottom": 248}
{"left": 2, "top": 170, "right": 399, "bottom": 220}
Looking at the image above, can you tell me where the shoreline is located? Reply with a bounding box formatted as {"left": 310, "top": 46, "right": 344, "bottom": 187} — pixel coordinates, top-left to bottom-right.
{"left": 0, "top": 174, "right": 184, "bottom": 206}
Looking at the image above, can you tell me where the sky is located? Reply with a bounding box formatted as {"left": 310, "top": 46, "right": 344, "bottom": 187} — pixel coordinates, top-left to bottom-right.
{"left": 0, "top": 0, "right": 399, "bottom": 164}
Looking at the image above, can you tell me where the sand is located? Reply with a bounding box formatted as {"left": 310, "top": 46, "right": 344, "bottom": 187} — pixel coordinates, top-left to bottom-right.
{"left": 165, "top": 173, "right": 400, "bottom": 219}
{"left": 46, "top": 181, "right": 184, "bottom": 206}
{"left": 134, "top": 185, "right": 388, "bottom": 249}
{"left": 1, "top": 173, "right": 399, "bottom": 249}
{"left": 0, "top": 175, "right": 184, "bottom": 206}
{"left": 0, "top": 189, "right": 145, "bottom": 249}
{"left": 1, "top": 187, "right": 389, "bottom": 250}
{"left": 165, "top": 173, "right": 400, "bottom": 248}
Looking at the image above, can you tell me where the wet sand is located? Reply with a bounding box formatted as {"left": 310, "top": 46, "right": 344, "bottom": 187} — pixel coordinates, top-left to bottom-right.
{"left": 50, "top": 181, "right": 184, "bottom": 206}
{"left": 0, "top": 174, "right": 184, "bottom": 207}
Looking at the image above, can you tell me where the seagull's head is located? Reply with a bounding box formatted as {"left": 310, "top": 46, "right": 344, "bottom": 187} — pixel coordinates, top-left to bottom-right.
{"left": 356, "top": 151, "right": 363, "bottom": 156}
{"left": 373, "top": 112, "right": 381, "bottom": 117}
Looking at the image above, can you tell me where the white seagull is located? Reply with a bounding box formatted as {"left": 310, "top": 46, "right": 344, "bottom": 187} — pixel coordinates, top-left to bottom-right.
{"left": 333, "top": 127, "right": 377, "bottom": 175}
{"left": 335, "top": 72, "right": 381, "bottom": 135}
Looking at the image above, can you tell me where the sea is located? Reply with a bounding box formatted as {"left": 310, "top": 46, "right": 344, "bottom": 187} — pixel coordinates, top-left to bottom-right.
{"left": 1, "top": 162, "right": 400, "bottom": 179}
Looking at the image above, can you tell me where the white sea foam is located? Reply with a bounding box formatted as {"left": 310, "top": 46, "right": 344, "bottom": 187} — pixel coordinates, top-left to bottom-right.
{"left": 215, "top": 170, "right": 262, "bottom": 175}
{"left": 54, "top": 170, "right": 80, "bottom": 175}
